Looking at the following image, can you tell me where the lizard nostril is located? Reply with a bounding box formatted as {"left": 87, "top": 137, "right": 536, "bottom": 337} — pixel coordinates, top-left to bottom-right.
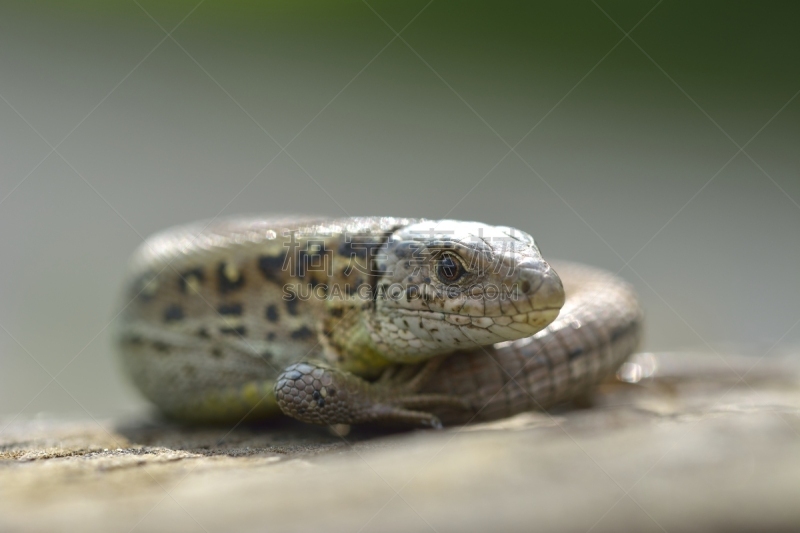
{"left": 520, "top": 280, "right": 531, "bottom": 294}
{"left": 532, "top": 268, "right": 565, "bottom": 310}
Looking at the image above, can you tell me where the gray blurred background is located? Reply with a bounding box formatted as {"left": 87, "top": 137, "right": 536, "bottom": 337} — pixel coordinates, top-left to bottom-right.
{"left": 1, "top": 1, "right": 798, "bottom": 419}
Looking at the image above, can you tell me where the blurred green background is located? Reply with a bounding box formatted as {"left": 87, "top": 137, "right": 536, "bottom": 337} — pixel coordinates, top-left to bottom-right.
{"left": 1, "top": 1, "right": 798, "bottom": 419}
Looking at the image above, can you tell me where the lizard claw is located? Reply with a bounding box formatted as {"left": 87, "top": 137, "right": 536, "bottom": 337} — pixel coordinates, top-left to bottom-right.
{"left": 274, "top": 362, "right": 465, "bottom": 428}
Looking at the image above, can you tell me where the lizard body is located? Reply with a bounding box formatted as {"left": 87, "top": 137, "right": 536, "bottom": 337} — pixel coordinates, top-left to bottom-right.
{"left": 116, "top": 216, "right": 641, "bottom": 427}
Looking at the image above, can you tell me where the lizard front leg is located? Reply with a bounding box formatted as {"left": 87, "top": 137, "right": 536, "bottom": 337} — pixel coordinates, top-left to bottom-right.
{"left": 274, "top": 357, "right": 470, "bottom": 428}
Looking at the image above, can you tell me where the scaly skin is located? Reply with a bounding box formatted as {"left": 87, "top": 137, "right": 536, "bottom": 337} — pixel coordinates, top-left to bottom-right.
{"left": 116, "top": 216, "right": 641, "bottom": 427}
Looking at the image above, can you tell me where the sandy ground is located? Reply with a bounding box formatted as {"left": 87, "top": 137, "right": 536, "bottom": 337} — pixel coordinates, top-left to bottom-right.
{"left": 2, "top": 352, "right": 799, "bottom": 533}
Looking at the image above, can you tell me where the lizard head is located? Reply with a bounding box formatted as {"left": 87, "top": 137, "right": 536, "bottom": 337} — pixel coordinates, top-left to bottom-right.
{"left": 365, "top": 220, "right": 565, "bottom": 363}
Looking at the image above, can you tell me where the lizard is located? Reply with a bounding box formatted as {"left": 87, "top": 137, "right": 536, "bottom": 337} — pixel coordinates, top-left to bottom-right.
{"left": 116, "top": 216, "right": 643, "bottom": 428}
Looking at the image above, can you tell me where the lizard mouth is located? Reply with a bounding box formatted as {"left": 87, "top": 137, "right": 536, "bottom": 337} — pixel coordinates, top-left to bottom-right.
{"left": 396, "top": 308, "right": 560, "bottom": 332}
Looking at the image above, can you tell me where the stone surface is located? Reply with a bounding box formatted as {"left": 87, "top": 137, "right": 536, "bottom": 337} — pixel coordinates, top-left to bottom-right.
{"left": 2, "top": 352, "right": 800, "bottom": 533}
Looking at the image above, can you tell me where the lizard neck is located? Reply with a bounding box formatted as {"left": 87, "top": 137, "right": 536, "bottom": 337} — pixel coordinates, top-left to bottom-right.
{"left": 322, "top": 300, "right": 391, "bottom": 377}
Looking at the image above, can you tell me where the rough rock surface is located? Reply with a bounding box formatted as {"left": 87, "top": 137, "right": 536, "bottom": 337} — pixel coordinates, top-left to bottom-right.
{"left": 2, "top": 352, "right": 799, "bottom": 533}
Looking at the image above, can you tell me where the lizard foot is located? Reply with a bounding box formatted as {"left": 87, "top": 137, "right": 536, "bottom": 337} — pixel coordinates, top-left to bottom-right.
{"left": 274, "top": 360, "right": 470, "bottom": 429}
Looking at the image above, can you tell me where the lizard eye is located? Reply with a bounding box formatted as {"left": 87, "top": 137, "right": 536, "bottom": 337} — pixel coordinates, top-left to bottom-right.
{"left": 435, "top": 253, "right": 465, "bottom": 284}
